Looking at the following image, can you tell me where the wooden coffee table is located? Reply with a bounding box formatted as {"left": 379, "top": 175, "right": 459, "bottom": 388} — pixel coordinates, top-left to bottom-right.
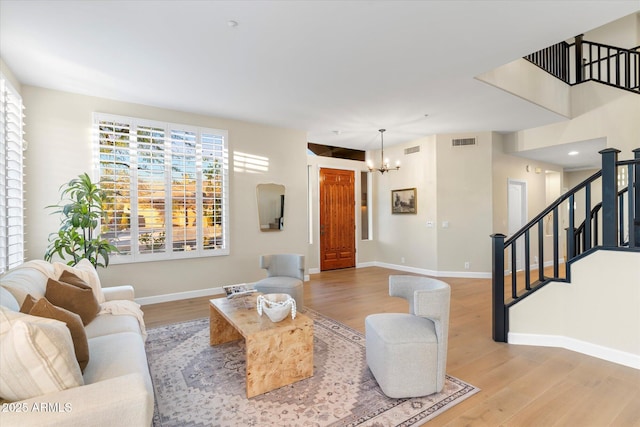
{"left": 209, "top": 294, "right": 313, "bottom": 398}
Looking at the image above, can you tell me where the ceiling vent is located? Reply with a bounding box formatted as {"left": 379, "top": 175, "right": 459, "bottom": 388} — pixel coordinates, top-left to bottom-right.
{"left": 404, "top": 146, "right": 420, "bottom": 155}
{"left": 452, "top": 137, "right": 476, "bottom": 147}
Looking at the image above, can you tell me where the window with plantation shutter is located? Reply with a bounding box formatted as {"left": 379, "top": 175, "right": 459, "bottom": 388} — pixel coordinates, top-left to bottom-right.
{"left": 94, "top": 113, "right": 229, "bottom": 263}
{"left": 0, "top": 74, "right": 25, "bottom": 274}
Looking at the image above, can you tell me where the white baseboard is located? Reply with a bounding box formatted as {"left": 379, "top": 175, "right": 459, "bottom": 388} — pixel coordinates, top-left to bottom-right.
{"left": 374, "top": 262, "right": 491, "bottom": 279}
{"left": 508, "top": 332, "right": 640, "bottom": 370}
{"left": 136, "top": 286, "right": 224, "bottom": 306}
{"left": 356, "top": 261, "right": 377, "bottom": 268}
{"left": 309, "top": 262, "right": 490, "bottom": 279}
{"left": 137, "top": 277, "right": 312, "bottom": 306}
{"left": 545, "top": 258, "right": 565, "bottom": 267}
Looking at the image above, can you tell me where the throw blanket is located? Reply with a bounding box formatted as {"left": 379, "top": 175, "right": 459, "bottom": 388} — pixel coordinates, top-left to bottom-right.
{"left": 100, "top": 300, "right": 147, "bottom": 340}
{"left": 17, "top": 259, "right": 56, "bottom": 279}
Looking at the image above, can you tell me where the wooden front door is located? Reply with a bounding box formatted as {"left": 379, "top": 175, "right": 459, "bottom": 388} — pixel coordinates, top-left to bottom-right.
{"left": 319, "top": 168, "right": 355, "bottom": 271}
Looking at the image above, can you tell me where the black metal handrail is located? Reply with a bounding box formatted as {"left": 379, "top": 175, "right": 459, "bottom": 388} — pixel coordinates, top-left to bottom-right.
{"left": 491, "top": 148, "right": 640, "bottom": 342}
{"left": 573, "top": 187, "right": 629, "bottom": 255}
{"left": 504, "top": 171, "right": 601, "bottom": 247}
{"left": 524, "top": 36, "right": 639, "bottom": 93}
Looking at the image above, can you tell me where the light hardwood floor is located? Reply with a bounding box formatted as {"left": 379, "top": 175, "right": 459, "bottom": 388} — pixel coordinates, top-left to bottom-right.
{"left": 141, "top": 266, "right": 640, "bottom": 426}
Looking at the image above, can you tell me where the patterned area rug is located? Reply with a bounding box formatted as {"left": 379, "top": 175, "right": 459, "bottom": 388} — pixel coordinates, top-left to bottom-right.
{"left": 146, "top": 309, "right": 479, "bottom": 427}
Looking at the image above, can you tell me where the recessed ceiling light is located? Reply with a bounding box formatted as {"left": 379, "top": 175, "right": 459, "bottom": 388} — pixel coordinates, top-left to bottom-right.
{"left": 568, "top": 151, "right": 579, "bottom": 156}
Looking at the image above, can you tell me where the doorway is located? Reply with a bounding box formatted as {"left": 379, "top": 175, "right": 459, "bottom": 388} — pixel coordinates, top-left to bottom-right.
{"left": 319, "top": 168, "right": 356, "bottom": 271}
{"left": 508, "top": 179, "right": 527, "bottom": 271}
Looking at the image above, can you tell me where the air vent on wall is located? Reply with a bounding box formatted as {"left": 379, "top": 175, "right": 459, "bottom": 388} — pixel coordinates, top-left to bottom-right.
{"left": 452, "top": 137, "right": 476, "bottom": 147}
{"left": 404, "top": 146, "right": 420, "bottom": 155}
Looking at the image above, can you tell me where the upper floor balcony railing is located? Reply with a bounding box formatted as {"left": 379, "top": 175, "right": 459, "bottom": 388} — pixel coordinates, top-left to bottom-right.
{"left": 525, "top": 35, "right": 639, "bottom": 93}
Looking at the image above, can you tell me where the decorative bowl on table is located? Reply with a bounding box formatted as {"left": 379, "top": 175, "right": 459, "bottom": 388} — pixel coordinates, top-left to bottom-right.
{"left": 256, "top": 293, "right": 297, "bottom": 322}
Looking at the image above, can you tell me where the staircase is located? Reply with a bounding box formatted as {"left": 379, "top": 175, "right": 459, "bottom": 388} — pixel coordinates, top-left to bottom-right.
{"left": 491, "top": 148, "right": 640, "bottom": 343}
{"left": 525, "top": 35, "right": 640, "bottom": 94}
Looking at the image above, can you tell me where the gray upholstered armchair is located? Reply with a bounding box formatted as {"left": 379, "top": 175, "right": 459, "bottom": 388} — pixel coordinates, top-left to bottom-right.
{"left": 365, "top": 275, "right": 451, "bottom": 398}
{"left": 254, "top": 254, "right": 305, "bottom": 310}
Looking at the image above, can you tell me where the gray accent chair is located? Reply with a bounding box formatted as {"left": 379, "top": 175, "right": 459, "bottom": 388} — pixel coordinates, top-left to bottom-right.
{"left": 365, "top": 275, "right": 451, "bottom": 398}
{"left": 254, "top": 254, "right": 305, "bottom": 310}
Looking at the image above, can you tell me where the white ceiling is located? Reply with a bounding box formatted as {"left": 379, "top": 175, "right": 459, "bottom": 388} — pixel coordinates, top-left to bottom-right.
{"left": 510, "top": 138, "right": 607, "bottom": 171}
{"left": 1, "top": 1, "right": 638, "bottom": 163}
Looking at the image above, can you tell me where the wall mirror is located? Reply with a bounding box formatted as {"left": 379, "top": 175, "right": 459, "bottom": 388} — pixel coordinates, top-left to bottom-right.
{"left": 257, "top": 183, "right": 285, "bottom": 231}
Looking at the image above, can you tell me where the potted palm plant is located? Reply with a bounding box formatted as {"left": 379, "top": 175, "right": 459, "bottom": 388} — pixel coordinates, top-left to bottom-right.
{"left": 44, "top": 173, "right": 117, "bottom": 268}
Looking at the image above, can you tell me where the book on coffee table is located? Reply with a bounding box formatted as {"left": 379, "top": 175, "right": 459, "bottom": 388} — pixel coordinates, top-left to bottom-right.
{"left": 223, "top": 283, "right": 257, "bottom": 299}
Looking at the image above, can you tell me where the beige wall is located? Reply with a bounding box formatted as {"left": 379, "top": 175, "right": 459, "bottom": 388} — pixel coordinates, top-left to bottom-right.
{"left": 307, "top": 131, "right": 575, "bottom": 277}
{"left": 509, "top": 250, "right": 640, "bottom": 367}
{"left": 505, "top": 83, "right": 640, "bottom": 158}
{"left": 359, "top": 131, "right": 561, "bottom": 276}
{"left": 434, "top": 132, "right": 493, "bottom": 273}
{"left": 583, "top": 12, "right": 640, "bottom": 48}
{"left": 0, "top": 57, "right": 21, "bottom": 92}
{"left": 311, "top": 131, "right": 562, "bottom": 276}
{"left": 22, "top": 86, "right": 308, "bottom": 299}
{"left": 369, "top": 131, "right": 495, "bottom": 275}
{"left": 492, "top": 138, "right": 564, "bottom": 266}
{"left": 371, "top": 135, "right": 439, "bottom": 272}
{"left": 476, "top": 58, "right": 571, "bottom": 118}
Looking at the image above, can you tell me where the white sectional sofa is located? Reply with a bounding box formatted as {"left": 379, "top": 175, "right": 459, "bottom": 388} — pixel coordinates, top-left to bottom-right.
{"left": 0, "top": 260, "right": 153, "bottom": 427}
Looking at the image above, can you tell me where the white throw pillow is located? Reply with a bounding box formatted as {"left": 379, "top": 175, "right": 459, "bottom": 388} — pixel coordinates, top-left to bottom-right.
{"left": 0, "top": 264, "right": 51, "bottom": 304}
{"left": 0, "top": 306, "right": 60, "bottom": 337}
{"left": 0, "top": 319, "right": 84, "bottom": 401}
{"left": 53, "top": 259, "right": 105, "bottom": 303}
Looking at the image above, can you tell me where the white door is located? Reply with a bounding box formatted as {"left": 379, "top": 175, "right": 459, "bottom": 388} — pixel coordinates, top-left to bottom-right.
{"left": 508, "top": 180, "right": 527, "bottom": 271}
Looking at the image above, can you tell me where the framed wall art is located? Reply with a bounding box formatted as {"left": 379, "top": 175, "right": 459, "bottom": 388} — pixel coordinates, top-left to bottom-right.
{"left": 391, "top": 188, "right": 417, "bottom": 214}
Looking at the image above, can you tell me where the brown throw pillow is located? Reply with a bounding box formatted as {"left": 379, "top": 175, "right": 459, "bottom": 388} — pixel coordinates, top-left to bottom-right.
{"left": 59, "top": 269, "right": 88, "bottom": 287}
{"left": 29, "top": 297, "right": 90, "bottom": 372}
{"left": 45, "top": 278, "right": 100, "bottom": 326}
{"left": 19, "top": 294, "right": 39, "bottom": 314}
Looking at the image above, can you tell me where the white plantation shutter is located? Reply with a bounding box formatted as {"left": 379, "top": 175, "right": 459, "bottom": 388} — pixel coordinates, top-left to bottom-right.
{"left": 201, "top": 132, "right": 225, "bottom": 250}
{"left": 94, "top": 113, "right": 228, "bottom": 263}
{"left": 97, "top": 117, "right": 133, "bottom": 255}
{"left": 136, "top": 124, "right": 166, "bottom": 255}
{"left": 0, "top": 75, "right": 25, "bottom": 273}
{"left": 169, "top": 128, "right": 198, "bottom": 252}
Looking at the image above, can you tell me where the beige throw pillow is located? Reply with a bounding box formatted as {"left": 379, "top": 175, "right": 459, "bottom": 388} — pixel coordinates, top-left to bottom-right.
{"left": 29, "top": 297, "right": 90, "bottom": 372}
{"left": 45, "top": 278, "right": 100, "bottom": 326}
{"left": 0, "top": 319, "right": 84, "bottom": 401}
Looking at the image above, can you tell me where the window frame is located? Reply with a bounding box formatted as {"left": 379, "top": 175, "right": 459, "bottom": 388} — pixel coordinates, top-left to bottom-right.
{"left": 93, "top": 112, "right": 229, "bottom": 264}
